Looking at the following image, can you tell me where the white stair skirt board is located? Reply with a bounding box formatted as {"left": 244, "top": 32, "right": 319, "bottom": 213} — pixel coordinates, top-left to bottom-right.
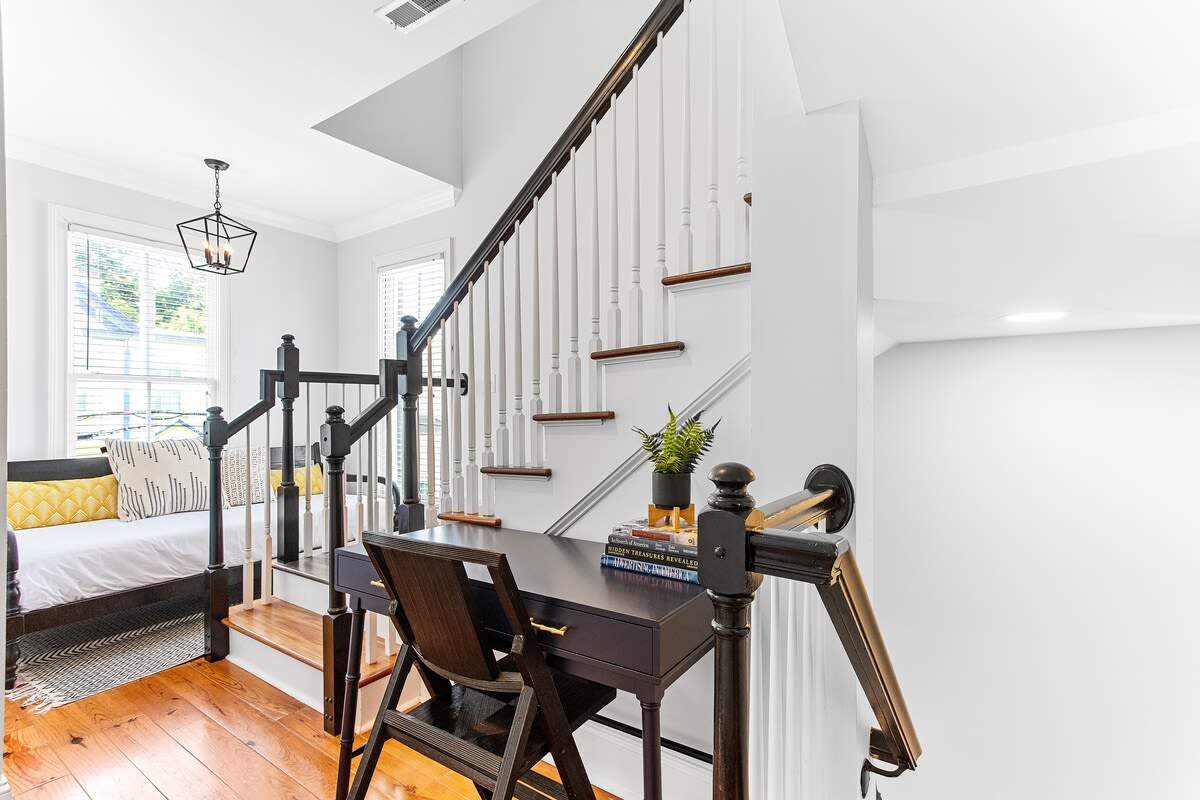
{"left": 484, "top": 473, "right": 552, "bottom": 482}
{"left": 595, "top": 347, "right": 685, "bottom": 367}
{"left": 227, "top": 628, "right": 424, "bottom": 734}
{"left": 271, "top": 567, "right": 328, "bottom": 616}
{"left": 664, "top": 269, "right": 751, "bottom": 294}
{"left": 555, "top": 720, "right": 713, "bottom": 800}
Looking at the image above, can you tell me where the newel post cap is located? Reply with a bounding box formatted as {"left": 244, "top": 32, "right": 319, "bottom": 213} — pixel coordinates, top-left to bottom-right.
{"left": 707, "top": 462, "right": 757, "bottom": 515}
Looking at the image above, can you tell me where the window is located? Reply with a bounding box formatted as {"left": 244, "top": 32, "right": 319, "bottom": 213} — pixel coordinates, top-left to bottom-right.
{"left": 66, "top": 225, "right": 220, "bottom": 456}
{"left": 378, "top": 248, "right": 447, "bottom": 503}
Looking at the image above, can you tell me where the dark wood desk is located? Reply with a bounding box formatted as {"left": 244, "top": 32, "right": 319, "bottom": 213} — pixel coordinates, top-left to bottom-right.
{"left": 333, "top": 523, "right": 714, "bottom": 800}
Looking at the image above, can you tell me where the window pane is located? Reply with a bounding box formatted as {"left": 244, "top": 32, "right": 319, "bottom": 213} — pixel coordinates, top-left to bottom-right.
{"left": 69, "top": 227, "right": 216, "bottom": 455}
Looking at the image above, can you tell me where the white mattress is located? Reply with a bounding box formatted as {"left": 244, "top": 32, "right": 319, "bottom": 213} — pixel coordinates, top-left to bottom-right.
{"left": 15, "top": 496, "right": 334, "bottom": 612}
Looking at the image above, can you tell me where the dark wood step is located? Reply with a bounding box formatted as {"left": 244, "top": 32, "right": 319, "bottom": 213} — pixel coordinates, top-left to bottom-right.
{"left": 274, "top": 552, "right": 329, "bottom": 584}
{"left": 438, "top": 512, "right": 503, "bottom": 527}
{"left": 591, "top": 341, "right": 685, "bottom": 361}
{"left": 532, "top": 411, "right": 616, "bottom": 423}
{"left": 662, "top": 262, "right": 751, "bottom": 287}
{"left": 744, "top": 192, "right": 752, "bottom": 206}
{"left": 481, "top": 466, "right": 553, "bottom": 478}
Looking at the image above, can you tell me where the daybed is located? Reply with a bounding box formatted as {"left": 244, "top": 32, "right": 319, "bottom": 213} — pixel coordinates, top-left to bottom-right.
{"left": 5, "top": 446, "right": 398, "bottom": 689}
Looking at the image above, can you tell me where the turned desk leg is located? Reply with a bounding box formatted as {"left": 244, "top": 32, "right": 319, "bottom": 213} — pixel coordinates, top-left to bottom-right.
{"left": 336, "top": 600, "right": 367, "bottom": 800}
{"left": 640, "top": 699, "right": 663, "bottom": 800}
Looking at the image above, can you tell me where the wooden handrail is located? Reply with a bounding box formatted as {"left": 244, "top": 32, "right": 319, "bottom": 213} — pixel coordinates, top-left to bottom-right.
{"left": 698, "top": 462, "right": 920, "bottom": 797}
{"left": 411, "top": 0, "right": 687, "bottom": 355}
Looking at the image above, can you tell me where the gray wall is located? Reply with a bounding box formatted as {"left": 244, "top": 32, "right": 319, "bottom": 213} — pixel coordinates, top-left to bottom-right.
{"left": 875, "top": 326, "right": 1200, "bottom": 799}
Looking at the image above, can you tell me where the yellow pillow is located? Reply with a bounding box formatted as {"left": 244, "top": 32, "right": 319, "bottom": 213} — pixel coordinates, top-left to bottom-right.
{"left": 7, "top": 475, "right": 119, "bottom": 530}
{"left": 269, "top": 466, "right": 324, "bottom": 496}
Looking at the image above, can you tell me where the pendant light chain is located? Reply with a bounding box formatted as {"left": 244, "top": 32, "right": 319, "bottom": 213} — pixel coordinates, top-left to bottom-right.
{"left": 213, "top": 166, "right": 222, "bottom": 215}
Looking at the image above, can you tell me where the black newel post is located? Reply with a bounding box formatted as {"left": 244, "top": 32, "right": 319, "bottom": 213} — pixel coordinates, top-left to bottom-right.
{"left": 277, "top": 334, "right": 301, "bottom": 563}
{"left": 203, "top": 406, "right": 231, "bottom": 661}
{"left": 321, "top": 404, "right": 352, "bottom": 735}
{"left": 6, "top": 528, "right": 23, "bottom": 689}
{"left": 396, "top": 315, "right": 425, "bottom": 532}
{"left": 698, "top": 462, "right": 763, "bottom": 800}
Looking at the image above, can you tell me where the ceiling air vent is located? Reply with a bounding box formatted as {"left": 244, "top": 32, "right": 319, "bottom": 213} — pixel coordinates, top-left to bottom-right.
{"left": 376, "top": 0, "right": 464, "bottom": 32}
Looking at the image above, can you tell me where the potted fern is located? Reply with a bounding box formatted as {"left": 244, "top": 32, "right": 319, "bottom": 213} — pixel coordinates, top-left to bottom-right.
{"left": 634, "top": 407, "right": 720, "bottom": 509}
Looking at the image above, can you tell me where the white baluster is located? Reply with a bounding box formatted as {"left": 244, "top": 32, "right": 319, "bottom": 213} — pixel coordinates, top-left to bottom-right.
{"left": 496, "top": 241, "right": 510, "bottom": 464}
{"left": 303, "top": 383, "right": 313, "bottom": 558}
{"left": 451, "top": 303, "right": 464, "bottom": 510}
{"left": 549, "top": 174, "right": 563, "bottom": 413}
{"left": 589, "top": 119, "right": 604, "bottom": 409}
{"left": 629, "top": 65, "right": 644, "bottom": 346}
{"left": 512, "top": 222, "right": 526, "bottom": 466}
{"left": 466, "top": 282, "right": 479, "bottom": 512}
{"left": 365, "top": 611, "right": 379, "bottom": 665}
{"left": 439, "top": 325, "right": 451, "bottom": 513}
{"left": 568, "top": 149, "right": 582, "bottom": 411}
{"left": 736, "top": 0, "right": 750, "bottom": 262}
{"left": 367, "top": 405, "right": 377, "bottom": 530}
{"left": 530, "top": 200, "right": 545, "bottom": 467}
{"left": 356, "top": 385, "right": 365, "bottom": 540}
{"left": 262, "top": 411, "right": 272, "bottom": 605}
{"left": 243, "top": 427, "right": 253, "bottom": 608}
{"left": 426, "top": 345, "right": 437, "bottom": 527}
{"left": 656, "top": 32, "right": 669, "bottom": 341}
{"left": 608, "top": 94, "right": 622, "bottom": 350}
{"left": 706, "top": 0, "right": 721, "bottom": 269}
{"left": 481, "top": 262, "right": 495, "bottom": 516}
{"left": 679, "top": 0, "right": 694, "bottom": 274}
{"left": 385, "top": 407, "right": 394, "bottom": 532}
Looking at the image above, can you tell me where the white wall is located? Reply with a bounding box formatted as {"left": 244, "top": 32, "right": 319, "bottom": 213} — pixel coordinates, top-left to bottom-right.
{"left": 875, "top": 326, "right": 1200, "bottom": 800}
{"left": 5, "top": 159, "right": 339, "bottom": 459}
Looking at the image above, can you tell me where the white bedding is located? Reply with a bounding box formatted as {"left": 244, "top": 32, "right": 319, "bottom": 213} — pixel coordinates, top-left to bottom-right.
{"left": 15, "top": 497, "right": 334, "bottom": 612}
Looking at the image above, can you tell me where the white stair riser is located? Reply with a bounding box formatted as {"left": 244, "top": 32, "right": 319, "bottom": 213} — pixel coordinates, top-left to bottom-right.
{"left": 271, "top": 569, "right": 328, "bottom": 615}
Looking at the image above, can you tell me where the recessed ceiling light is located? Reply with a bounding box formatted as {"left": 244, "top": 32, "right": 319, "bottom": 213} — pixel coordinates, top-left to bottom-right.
{"left": 1003, "top": 311, "right": 1068, "bottom": 323}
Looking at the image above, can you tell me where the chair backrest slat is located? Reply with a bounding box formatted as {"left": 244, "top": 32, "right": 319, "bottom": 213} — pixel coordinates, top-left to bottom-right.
{"left": 366, "top": 541, "right": 499, "bottom": 683}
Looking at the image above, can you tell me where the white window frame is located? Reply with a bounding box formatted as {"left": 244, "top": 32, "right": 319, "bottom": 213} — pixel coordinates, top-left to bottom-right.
{"left": 48, "top": 205, "right": 232, "bottom": 457}
{"left": 373, "top": 238, "right": 453, "bottom": 356}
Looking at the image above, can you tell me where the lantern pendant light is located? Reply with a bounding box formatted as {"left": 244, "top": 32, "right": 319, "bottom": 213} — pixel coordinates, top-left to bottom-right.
{"left": 177, "top": 158, "right": 257, "bottom": 276}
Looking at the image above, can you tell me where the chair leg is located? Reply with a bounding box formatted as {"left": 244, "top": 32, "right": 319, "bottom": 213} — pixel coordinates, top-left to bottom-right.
{"left": 346, "top": 644, "right": 415, "bottom": 800}
{"left": 493, "top": 687, "right": 538, "bottom": 800}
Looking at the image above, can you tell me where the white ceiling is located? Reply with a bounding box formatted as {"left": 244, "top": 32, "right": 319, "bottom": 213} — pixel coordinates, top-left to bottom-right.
{"left": 775, "top": 0, "right": 1200, "bottom": 344}
{"left": 2, "top": 0, "right": 542, "bottom": 240}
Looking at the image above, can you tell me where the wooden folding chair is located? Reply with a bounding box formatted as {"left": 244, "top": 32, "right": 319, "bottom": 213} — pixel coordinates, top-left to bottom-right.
{"left": 349, "top": 531, "right": 616, "bottom": 800}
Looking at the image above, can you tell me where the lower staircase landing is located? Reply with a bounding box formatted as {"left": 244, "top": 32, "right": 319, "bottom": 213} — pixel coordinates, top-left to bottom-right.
{"left": 224, "top": 599, "right": 396, "bottom": 687}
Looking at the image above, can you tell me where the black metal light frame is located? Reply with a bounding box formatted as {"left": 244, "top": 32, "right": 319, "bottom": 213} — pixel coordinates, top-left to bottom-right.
{"left": 177, "top": 158, "right": 257, "bottom": 276}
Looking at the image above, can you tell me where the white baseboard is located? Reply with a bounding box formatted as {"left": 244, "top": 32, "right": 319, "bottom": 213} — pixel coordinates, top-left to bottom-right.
{"left": 565, "top": 720, "right": 713, "bottom": 800}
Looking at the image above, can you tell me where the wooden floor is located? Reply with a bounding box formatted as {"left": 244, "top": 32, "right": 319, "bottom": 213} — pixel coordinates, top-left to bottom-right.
{"left": 3, "top": 659, "right": 622, "bottom": 800}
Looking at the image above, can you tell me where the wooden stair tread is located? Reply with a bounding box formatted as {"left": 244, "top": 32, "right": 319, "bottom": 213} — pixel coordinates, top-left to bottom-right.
{"left": 662, "top": 262, "right": 751, "bottom": 287}
{"left": 532, "top": 411, "right": 616, "bottom": 422}
{"left": 591, "top": 341, "right": 685, "bottom": 361}
{"left": 481, "top": 466, "right": 552, "bottom": 478}
{"left": 438, "top": 512, "right": 503, "bottom": 527}
{"left": 224, "top": 599, "right": 398, "bottom": 679}
{"left": 273, "top": 552, "right": 330, "bottom": 584}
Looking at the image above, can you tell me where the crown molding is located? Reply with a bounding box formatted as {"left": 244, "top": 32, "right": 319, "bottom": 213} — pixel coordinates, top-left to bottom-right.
{"left": 333, "top": 185, "right": 459, "bottom": 243}
{"left": 7, "top": 136, "right": 338, "bottom": 241}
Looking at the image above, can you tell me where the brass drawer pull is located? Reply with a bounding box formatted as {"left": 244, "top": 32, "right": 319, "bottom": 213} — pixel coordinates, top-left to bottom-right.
{"left": 529, "top": 617, "right": 568, "bottom": 636}
{"left": 369, "top": 579, "right": 385, "bottom": 589}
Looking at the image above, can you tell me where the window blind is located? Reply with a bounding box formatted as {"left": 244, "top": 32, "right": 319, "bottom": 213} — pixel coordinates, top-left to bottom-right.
{"left": 379, "top": 256, "right": 446, "bottom": 503}
{"left": 69, "top": 227, "right": 218, "bottom": 455}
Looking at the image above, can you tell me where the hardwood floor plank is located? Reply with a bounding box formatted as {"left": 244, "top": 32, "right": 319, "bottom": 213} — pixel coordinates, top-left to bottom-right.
{"left": 98, "top": 711, "right": 241, "bottom": 800}
{"left": 51, "top": 728, "right": 165, "bottom": 800}
{"left": 185, "top": 660, "right": 303, "bottom": 721}
{"left": 5, "top": 742, "right": 70, "bottom": 795}
{"left": 15, "top": 774, "right": 90, "bottom": 800}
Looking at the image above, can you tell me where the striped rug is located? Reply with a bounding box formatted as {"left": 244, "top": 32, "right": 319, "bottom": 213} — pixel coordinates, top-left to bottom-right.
{"left": 7, "top": 597, "right": 204, "bottom": 712}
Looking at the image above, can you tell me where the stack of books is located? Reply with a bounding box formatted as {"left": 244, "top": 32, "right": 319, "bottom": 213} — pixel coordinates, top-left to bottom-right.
{"left": 600, "top": 519, "right": 700, "bottom": 584}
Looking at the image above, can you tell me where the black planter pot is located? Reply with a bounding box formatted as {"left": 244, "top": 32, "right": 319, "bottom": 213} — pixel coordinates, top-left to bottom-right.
{"left": 652, "top": 471, "right": 692, "bottom": 510}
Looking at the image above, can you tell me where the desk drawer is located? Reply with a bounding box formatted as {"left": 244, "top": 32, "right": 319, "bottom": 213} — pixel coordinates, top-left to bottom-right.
{"left": 335, "top": 553, "right": 390, "bottom": 603}
{"left": 476, "top": 590, "right": 655, "bottom": 676}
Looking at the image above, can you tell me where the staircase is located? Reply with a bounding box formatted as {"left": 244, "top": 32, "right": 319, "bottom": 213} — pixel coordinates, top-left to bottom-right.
{"left": 203, "top": 0, "right": 753, "bottom": 796}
